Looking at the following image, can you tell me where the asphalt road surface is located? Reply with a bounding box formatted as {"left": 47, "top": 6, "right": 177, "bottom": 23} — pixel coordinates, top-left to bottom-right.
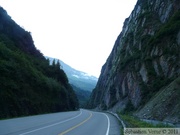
{"left": 0, "top": 109, "right": 120, "bottom": 135}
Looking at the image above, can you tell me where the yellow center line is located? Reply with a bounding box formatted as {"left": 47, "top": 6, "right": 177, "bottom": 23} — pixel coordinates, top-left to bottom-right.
{"left": 58, "top": 112, "right": 93, "bottom": 135}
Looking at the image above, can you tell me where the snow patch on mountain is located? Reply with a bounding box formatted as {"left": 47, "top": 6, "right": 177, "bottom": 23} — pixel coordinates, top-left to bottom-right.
{"left": 46, "top": 56, "right": 98, "bottom": 91}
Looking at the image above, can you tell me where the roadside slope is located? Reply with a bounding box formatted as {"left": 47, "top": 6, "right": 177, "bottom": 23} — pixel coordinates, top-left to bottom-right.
{"left": 135, "top": 77, "right": 180, "bottom": 124}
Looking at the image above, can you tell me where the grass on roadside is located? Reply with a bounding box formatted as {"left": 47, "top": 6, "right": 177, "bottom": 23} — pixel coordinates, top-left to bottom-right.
{"left": 118, "top": 113, "right": 172, "bottom": 128}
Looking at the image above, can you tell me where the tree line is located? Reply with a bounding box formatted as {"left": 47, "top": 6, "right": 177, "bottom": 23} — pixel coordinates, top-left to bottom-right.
{"left": 0, "top": 7, "right": 79, "bottom": 119}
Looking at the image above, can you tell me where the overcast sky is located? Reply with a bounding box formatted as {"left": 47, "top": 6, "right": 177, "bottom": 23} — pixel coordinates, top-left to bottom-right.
{"left": 0, "top": 0, "right": 137, "bottom": 77}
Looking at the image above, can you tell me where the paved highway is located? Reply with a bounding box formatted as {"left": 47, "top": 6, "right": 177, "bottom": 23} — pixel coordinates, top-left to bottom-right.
{"left": 0, "top": 109, "right": 120, "bottom": 135}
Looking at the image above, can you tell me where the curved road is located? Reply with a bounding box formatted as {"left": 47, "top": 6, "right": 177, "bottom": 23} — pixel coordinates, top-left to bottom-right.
{"left": 0, "top": 109, "right": 120, "bottom": 135}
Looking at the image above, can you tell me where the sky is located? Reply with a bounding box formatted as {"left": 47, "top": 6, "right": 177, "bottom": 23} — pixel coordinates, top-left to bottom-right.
{"left": 0, "top": 0, "right": 137, "bottom": 77}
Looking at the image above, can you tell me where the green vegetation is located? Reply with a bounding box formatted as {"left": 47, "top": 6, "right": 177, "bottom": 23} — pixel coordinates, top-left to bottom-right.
{"left": 0, "top": 7, "right": 79, "bottom": 119}
{"left": 144, "top": 10, "right": 180, "bottom": 55}
{"left": 121, "top": 100, "right": 135, "bottom": 114}
{"left": 119, "top": 47, "right": 141, "bottom": 70}
{"left": 71, "top": 84, "right": 91, "bottom": 107}
{"left": 119, "top": 113, "right": 172, "bottom": 128}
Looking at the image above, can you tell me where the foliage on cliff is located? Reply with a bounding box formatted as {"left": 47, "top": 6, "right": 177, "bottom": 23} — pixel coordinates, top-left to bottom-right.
{"left": 0, "top": 7, "right": 79, "bottom": 119}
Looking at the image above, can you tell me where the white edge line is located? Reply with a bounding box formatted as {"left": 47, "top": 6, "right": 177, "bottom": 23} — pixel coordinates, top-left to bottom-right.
{"left": 19, "top": 110, "right": 83, "bottom": 135}
{"left": 103, "top": 113, "right": 110, "bottom": 135}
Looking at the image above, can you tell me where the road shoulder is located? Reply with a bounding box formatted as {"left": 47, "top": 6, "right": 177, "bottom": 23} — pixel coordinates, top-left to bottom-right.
{"left": 106, "top": 113, "right": 121, "bottom": 135}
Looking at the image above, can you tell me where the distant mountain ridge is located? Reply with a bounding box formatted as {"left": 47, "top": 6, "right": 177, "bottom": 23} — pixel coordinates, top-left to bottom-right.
{"left": 46, "top": 56, "right": 98, "bottom": 92}
{"left": 46, "top": 57, "right": 97, "bottom": 107}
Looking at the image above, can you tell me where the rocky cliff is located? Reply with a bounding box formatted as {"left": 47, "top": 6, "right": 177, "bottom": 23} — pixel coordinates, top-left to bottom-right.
{"left": 88, "top": 0, "right": 180, "bottom": 123}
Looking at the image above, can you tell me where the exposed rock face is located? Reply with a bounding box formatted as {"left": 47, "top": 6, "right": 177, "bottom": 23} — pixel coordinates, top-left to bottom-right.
{"left": 88, "top": 0, "right": 180, "bottom": 122}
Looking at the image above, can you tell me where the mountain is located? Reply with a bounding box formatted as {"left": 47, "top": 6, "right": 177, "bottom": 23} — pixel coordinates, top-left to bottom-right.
{"left": 71, "top": 84, "right": 91, "bottom": 107}
{"left": 46, "top": 56, "right": 98, "bottom": 92}
{"left": 88, "top": 0, "right": 180, "bottom": 124}
{"left": 0, "top": 7, "right": 79, "bottom": 119}
{"left": 46, "top": 57, "right": 97, "bottom": 107}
